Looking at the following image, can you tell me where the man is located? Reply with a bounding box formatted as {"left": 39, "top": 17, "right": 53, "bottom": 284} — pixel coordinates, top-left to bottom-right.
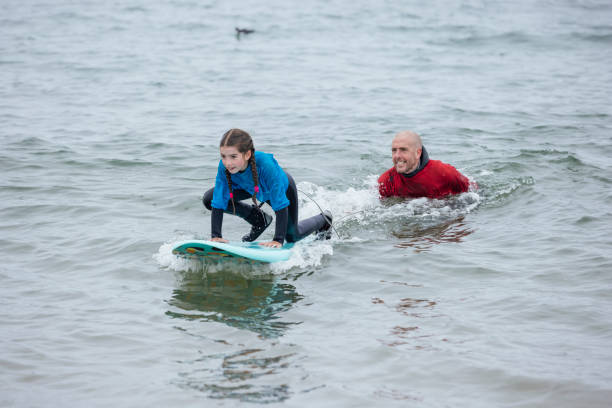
{"left": 378, "top": 130, "right": 471, "bottom": 199}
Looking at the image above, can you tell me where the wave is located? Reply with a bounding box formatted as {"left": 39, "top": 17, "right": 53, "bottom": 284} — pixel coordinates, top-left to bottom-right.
{"left": 570, "top": 32, "right": 612, "bottom": 43}
{"left": 427, "top": 30, "right": 536, "bottom": 47}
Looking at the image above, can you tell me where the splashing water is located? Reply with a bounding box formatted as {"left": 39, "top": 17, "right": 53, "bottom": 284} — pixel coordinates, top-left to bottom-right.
{"left": 297, "top": 175, "right": 481, "bottom": 238}
{"left": 155, "top": 175, "right": 481, "bottom": 272}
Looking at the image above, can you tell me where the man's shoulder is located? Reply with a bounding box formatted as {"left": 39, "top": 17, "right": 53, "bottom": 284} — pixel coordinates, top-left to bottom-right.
{"left": 423, "top": 159, "right": 458, "bottom": 173}
{"left": 421, "top": 159, "right": 468, "bottom": 185}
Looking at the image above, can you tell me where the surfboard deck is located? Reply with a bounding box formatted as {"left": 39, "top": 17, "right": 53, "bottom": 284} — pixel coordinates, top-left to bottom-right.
{"left": 172, "top": 240, "right": 293, "bottom": 263}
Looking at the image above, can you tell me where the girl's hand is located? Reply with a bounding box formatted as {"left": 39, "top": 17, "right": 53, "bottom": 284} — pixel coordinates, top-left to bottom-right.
{"left": 259, "top": 241, "right": 282, "bottom": 248}
{"left": 211, "top": 237, "right": 228, "bottom": 243}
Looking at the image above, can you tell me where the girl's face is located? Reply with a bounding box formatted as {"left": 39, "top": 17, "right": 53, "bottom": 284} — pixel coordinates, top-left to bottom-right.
{"left": 220, "top": 146, "right": 251, "bottom": 174}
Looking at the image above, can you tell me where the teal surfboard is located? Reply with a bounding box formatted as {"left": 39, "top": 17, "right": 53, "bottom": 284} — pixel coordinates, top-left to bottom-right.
{"left": 172, "top": 240, "right": 293, "bottom": 263}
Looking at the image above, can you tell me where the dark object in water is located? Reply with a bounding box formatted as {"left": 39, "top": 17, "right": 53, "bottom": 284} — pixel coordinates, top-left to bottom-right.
{"left": 235, "top": 27, "right": 255, "bottom": 36}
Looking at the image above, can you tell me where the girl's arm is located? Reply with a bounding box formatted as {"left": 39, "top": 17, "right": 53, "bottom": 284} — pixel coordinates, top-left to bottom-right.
{"left": 210, "top": 160, "right": 230, "bottom": 242}
{"left": 259, "top": 207, "right": 287, "bottom": 248}
{"left": 272, "top": 207, "right": 288, "bottom": 243}
{"left": 210, "top": 207, "right": 227, "bottom": 242}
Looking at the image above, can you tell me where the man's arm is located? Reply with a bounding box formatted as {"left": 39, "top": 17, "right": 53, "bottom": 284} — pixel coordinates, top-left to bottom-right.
{"left": 448, "top": 166, "right": 470, "bottom": 194}
{"left": 378, "top": 170, "right": 395, "bottom": 197}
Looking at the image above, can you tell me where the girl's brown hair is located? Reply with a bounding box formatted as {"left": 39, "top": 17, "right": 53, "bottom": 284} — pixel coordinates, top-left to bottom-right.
{"left": 220, "top": 128, "right": 260, "bottom": 214}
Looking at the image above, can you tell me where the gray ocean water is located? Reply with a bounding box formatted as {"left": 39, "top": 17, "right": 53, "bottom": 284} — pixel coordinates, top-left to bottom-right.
{"left": 2, "top": 0, "right": 612, "bottom": 407}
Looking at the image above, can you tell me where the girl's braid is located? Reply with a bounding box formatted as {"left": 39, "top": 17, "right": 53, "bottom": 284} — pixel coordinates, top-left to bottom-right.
{"left": 248, "top": 150, "right": 260, "bottom": 207}
{"left": 224, "top": 169, "right": 236, "bottom": 214}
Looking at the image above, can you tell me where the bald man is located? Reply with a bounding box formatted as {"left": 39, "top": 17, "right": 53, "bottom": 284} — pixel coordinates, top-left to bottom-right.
{"left": 378, "top": 131, "right": 471, "bottom": 199}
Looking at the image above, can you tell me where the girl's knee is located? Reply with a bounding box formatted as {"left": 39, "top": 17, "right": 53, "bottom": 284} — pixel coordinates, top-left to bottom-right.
{"left": 202, "top": 189, "right": 214, "bottom": 210}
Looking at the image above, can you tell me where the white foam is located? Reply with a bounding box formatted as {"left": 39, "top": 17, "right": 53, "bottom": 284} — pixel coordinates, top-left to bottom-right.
{"left": 269, "top": 238, "right": 334, "bottom": 273}
{"left": 153, "top": 239, "right": 198, "bottom": 272}
{"left": 296, "top": 175, "right": 382, "bottom": 227}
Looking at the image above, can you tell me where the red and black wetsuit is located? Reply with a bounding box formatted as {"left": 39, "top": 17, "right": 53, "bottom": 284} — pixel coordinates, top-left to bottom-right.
{"left": 378, "top": 147, "right": 471, "bottom": 199}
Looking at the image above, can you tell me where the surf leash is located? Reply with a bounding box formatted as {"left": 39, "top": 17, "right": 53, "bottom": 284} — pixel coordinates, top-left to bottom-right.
{"left": 297, "top": 188, "right": 340, "bottom": 239}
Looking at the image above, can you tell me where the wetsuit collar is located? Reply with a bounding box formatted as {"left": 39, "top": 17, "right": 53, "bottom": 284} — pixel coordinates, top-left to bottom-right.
{"left": 402, "top": 146, "right": 429, "bottom": 178}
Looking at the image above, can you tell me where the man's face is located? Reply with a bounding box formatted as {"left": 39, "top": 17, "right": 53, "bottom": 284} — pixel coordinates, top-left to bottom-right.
{"left": 391, "top": 136, "right": 421, "bottom": 174}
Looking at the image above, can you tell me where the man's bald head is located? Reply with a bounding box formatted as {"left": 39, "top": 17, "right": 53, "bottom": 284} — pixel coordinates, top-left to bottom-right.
{"left": 393, "top": 131, "right": 422, "bottom": 150}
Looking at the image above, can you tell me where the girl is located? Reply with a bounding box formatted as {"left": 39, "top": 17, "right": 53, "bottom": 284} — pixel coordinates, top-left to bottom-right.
{"left": 202, "top": 128, "right": 332, "bottom": 248}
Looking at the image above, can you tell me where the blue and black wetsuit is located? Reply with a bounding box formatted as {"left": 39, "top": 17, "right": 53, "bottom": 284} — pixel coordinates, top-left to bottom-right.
{"left": 202, "top": 151, "right": 328, "bottom": 244}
